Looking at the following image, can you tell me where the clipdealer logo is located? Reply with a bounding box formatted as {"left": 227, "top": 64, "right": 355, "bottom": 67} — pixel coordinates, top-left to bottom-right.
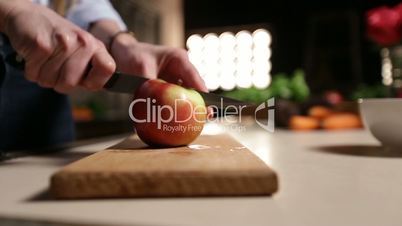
{"left": 128, "top": 98, "right": 207, "bottom": 130}
{"left": 254, "top": 98, "right": 275, "bottom": 132}
{"left": 128, "top": 97, "right": 275, "bottom": 133}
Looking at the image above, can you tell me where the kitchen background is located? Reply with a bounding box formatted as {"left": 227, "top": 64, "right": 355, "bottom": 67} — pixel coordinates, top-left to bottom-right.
{"left": 71, "top": 0, "right": 401, "bottom": 139}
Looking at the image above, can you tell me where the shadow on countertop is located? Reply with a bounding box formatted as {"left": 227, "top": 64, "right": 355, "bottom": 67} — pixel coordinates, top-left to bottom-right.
{"left": 0, "top": 215, "right": 154, "bottom": 226}
{"left": 312, "top": 145, "right": 402, "bottom": 158}
{"left": 0, "top": 133, "right": 129, "bottom": 164}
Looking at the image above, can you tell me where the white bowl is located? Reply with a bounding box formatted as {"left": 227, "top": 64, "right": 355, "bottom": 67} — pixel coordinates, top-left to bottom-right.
{"left": 359, "top": 98, "right": 402, "bottom": 148}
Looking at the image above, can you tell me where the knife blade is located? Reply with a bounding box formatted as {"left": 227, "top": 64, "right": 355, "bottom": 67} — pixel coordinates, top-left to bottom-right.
{"left": 104, "top": 71, "right": 253, "bottom": 109}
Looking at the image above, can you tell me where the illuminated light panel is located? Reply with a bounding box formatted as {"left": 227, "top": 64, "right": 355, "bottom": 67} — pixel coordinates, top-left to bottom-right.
{"left": 187, "top": 28, "right": 272, "bottom": 91}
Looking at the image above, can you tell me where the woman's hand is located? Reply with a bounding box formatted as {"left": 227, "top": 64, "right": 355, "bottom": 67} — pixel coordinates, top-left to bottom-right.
{"left": 110, "top": 33, "right": 208, "bottom": 92}
{"left": 2, "top": 1, "right": 116, "bottom": 93}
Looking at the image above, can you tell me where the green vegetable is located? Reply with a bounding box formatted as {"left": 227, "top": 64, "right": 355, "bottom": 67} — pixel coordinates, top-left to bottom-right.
{"left": 270, "top": 73, "right": 292, "bottom": 99}
{"left": 223, "top": 69, "right": 310, "bottom": 103}
{"left": 224, "top": 87, "right": 273, "bottom": 104}
{"left": 351, "top": 84, "right": 388, "bottom": 100}
{"left": 289, "top": 69, "right": 309, "bottom": 102}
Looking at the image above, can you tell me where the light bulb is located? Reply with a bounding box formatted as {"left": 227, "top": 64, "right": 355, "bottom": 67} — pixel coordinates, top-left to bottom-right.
{"left": 186, "top": 34, "right": 204, "bottom": 50}
{"left": 236, "top": 30, "right": 253, "bottom": 48}
{"left": 252, "top": 29, "right": 271, "bottom": 47}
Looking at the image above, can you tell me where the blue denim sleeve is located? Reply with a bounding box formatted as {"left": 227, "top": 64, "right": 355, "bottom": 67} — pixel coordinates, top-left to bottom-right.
{"left": 66, "top": 0, "right": 126, "bottom": 30}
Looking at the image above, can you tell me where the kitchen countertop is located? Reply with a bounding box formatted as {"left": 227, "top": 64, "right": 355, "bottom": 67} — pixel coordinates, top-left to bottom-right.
{"left": 1, "top": 123, "right": 402, "bottom": 226}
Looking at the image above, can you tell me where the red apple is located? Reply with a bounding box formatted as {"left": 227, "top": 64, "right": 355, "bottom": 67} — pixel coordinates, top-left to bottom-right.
{"left": 130, "top": 79, "right": 207, "bottom": 147}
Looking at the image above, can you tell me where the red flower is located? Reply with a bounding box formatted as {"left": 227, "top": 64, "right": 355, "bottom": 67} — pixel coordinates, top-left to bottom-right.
{"left": 366, "top": 6, "right": 402, "bottom": 46}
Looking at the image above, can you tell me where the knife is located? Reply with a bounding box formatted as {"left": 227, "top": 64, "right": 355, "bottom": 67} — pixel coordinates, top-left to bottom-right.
{"left": 7, "top": 52, "right": 252, "bottom": 109}
{"left": 104, "top": 71, "right": 252, "bottom": 109}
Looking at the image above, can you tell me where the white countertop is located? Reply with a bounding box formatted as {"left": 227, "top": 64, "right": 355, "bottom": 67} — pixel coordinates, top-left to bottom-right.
{"left": 1, "top": 124, "right": 402, "bottom": 226}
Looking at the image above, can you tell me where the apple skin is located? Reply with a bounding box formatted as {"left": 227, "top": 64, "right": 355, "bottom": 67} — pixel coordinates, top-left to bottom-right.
{"left": 132, "top": 79, "right": 207, "bottom": 147}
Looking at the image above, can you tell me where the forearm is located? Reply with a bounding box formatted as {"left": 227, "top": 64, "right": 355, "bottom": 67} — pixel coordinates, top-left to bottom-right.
{"left": 89, "top": 19, "right": 139, "bottom": 61}
{"left": 89, "top": 19, "right": 133, "bottom": 49}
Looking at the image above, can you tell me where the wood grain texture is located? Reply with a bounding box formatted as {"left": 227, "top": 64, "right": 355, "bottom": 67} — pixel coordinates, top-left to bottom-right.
{"left": 50, "top": 134, "right": 278, "bottom": 198}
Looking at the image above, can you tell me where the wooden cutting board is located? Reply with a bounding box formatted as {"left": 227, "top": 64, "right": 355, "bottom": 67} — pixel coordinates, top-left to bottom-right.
{"left": 50, "top": 134, "right": 278, "bottom": 199}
